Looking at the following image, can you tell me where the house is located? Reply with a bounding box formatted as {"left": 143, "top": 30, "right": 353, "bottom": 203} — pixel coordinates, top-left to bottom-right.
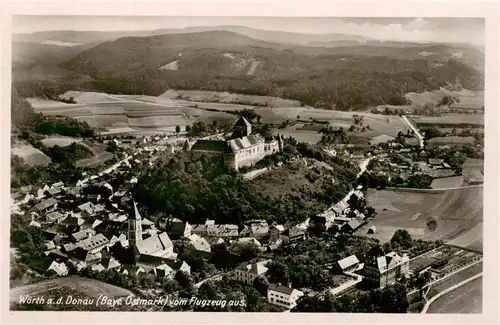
{"left": 78, "top": 233, "right": 110, "bottom": 253}
{"left": 342, "top": 219, "right": 362, "bottom": 233}
{"left": 68, "top": 247, "right": 103, "bottom": 268}
{"left": 269, "top": 225, "right": 285, "bottom": 242}
{"left": 234, "top": 260, "right": 271, "bottom": 285}
{"left": 428, "top": 158, "right": 444, "bottom": 167}
{"left": 191, "top": 224, "right": 208, "bottom": 237}
{"left": 72, "top": 229, "right": 90, "bottom": 241}
{"left": 161, "top": 218, "right": 192, "bottom": 239}
{"left": 206, "top": 224, "right": 239, "bottom": 238}
{"left": 136, "top": 232, "right": 177, "bottom": 259}
{"left": 47, "top": 186, "right": 62, "bottom": 197}
{"left": 188, "top": 116, "right": 282, "bottom": 171}
{"left": 267, "top": 284, "right": 304, "bottom": 310}
{"left": 377, "top": 252, "right": 410, "bottom": 288}
{"left": 187, "top": 234, "right": 212, "bottom": 254}
{"left": 78, "top": 202, "right": 97, "bottom": 218}
{"left": 29, "top": 258, "right": 68, "bottom": 277}
{"left": 288, "top": 226, "right": 306, "bottom": 242}
{"left": 249, "top": 221, "right": 269, "bottom": 239}
{"left": 33, "top": 198, "right": 58, "bottom": 212}
{"left": 228, "top": 237, "right": 262, "bottom": 256}
{"left": 44, "top": 211, "right": 64, "bottom": 223}
{"left": 337, "top": 255, "right": 362, "bottom": 274}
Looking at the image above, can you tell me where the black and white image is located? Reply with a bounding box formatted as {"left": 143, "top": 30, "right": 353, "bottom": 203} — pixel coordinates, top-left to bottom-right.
{"left": 9, "top": 15, "right": 485, "bottom": 314}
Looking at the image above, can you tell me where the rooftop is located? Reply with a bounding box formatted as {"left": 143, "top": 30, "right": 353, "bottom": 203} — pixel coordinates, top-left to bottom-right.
{"left": 268, "top": 283, "right": 296, "bottom": 295}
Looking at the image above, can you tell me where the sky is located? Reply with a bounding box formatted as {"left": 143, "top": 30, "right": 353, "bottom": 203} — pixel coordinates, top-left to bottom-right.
{"left": 13, "top": 16, "right": 485, "bottom": 45}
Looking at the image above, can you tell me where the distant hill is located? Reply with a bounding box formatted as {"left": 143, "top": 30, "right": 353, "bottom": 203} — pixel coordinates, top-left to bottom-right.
{"left": 13, "top": 30, "right": 484, "bottom": 111}
{"left": 13, "top": 25, "right": 372, "bottom": 46}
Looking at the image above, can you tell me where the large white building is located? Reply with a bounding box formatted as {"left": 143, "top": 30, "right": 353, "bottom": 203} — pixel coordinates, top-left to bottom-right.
{"left": 267, "top": 284, "right": 304, "bottom": 310}
{"left": 187, "top": 116, "right": 282, "bottom": 171}
{"left": 377, "top": 252, "right": 410, "bottom": 288}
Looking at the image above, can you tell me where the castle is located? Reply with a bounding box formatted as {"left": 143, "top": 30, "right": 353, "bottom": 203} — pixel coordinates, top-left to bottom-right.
{"left": 185, "top": 116, "right": 282, "bottom": 171}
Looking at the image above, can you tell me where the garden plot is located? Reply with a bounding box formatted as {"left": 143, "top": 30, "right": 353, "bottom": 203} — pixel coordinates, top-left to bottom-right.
{"left": 11, "top": 145, "right": 51, "bottom": 166}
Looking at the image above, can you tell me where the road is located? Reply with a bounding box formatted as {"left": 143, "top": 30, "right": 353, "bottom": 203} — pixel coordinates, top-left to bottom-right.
{"left": 422, "top": 273, "right": 482, "bottom": 314}
{"left": 401, "top": 115, "right": 424, "bottom": 148}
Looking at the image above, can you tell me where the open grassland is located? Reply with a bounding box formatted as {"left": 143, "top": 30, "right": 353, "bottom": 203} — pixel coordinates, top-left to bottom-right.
{"left": 409, "top": 115, "right": 484, "bottom": 127}
{"left": 428, "top": 136, "right": 475, "bottom": 145}
{"left": 426, "top": 276, "right": 482, "bottom": 314}
{"left": 462, "top": 158, "right": 484, "bottom": 184}
{"left": 430, "top": 176, "right": 465, "bottom": 189}
{"left": 355, "top": 187, "right": 483, "bottom": 249}
{"left": 11, "top": 145, "right": 51, "bottom": 166}
{"left": 41, "top": 136, "right": 82, "bottom": 148}
{"left": 160, "top": 89, "right": 302, "bottom": 107}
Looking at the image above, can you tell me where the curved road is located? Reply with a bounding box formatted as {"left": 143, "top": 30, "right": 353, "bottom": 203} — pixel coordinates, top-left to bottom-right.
{"left": 401, "top": 115, "right": 424, "bottom": 148}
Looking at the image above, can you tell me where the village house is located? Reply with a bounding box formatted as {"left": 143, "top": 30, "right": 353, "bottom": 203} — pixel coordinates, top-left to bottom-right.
{"left": 186, "top": 116, "right": 282, "bottom": 171}
{"left": 29, "top": 258, "right": 69, "bottom": 277}
{"left": 267, "top": 284, "right": 304, "bottom": 310}
{"left": 377, "top": 252, "right": 410, "bottom": 288}
{"left": 159, "top": 217, "right": 192, "bottom": 239}
{"left": 269, "top": 225, "right": 285, "bottom": 242}
{"left": 33, "top": 198, "right": 58, "bottom": 213}
{"left": 187, "top": 234, "right": 212, "bottom": 254}
{"left": 206, "top": 224, "right": 239, "bottom": 238}
{"left": 336, "top": 255, "right": 363, "bottom": 274}
{"left": 234, "top": 260, "right": 271, "bottom": 285}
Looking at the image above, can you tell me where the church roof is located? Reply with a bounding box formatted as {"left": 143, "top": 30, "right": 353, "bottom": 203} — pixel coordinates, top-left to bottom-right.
{"left": 234, "top": 116, "right": 252, "bottom": 128}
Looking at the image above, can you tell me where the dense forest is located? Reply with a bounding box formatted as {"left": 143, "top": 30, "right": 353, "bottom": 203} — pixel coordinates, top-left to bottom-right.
{"left": 13, "top": 31, "right": 484, "bottom": 111}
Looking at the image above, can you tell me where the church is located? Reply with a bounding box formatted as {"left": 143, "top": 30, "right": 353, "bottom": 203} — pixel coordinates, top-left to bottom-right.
{"left": 128, "top": 201, "right": 177, "bottom": 260}
{"left": 185, "top": 116, "right": 282, "bottom": 171}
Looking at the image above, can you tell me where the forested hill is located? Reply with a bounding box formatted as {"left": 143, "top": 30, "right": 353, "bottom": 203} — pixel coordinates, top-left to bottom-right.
{"left": 17, "top": 30, "right": 484, "bottom": 111}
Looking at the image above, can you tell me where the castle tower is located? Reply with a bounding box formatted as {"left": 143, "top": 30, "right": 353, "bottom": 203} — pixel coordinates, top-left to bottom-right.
{"left": 232, "top": 116, "right": 252, "bottom": 139}
{"left": 128, "top": 200, "right": 143, "bottom": 247}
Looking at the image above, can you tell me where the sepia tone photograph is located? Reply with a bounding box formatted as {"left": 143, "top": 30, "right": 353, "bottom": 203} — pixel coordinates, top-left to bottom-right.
{"left": 6, "top": 7, "right": 493, "bottom": 319}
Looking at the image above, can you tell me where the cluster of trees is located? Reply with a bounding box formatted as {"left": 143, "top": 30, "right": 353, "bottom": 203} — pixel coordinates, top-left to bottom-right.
{"left": 292, "top": 283, "right": 409, "bottom": 313}
{"left": 21, "top": 114, "right": 95, "bottom": 138}
{"left": 11, "top": 155, "right": 90, "bottom": 189}
{"left": 186, "top": 120, "right": 232, "bottom": 137}
{"left": 43, "top": 143, "right": 93, "bottom": 166}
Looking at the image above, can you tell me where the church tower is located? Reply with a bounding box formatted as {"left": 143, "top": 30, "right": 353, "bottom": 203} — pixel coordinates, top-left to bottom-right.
{"left": 232, "top": 116, "right": 252, "bottom": 139}
{"left": 128, "top": 200, "right": 143, "bottom": 247}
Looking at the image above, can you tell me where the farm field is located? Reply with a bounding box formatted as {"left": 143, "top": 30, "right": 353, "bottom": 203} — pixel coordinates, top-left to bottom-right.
{"left": 430, "top": 176, "right": 464, "bottom": 189}
{"left": 428, "top": 136, "right": 475, "bottom": 145}
{"left": 11, "top": 145, "right": 51, "bottom": 166}
{"left": 462, "top": 158, "right": 484, "bottom": 184}
{"left": 355, "top": 187, "right": 483, "bottom": 246}
{"left": 160, "top": 89, "right": 302, "bottom": 108}
{"left": 424, "top": 261, "right": 482, "bottom": 305}
{"left": 41, "top": 136, "right": 82, "bottom": 148}
{"left": 426, "top": 276, "right": 482, "bottom": 314}
{"left": 409, "top": 115, "right": 484, "bottom": 127}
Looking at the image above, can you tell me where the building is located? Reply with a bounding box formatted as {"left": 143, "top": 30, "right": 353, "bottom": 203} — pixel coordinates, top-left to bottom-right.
{"left": 337, "top": 255, "right": 362, "bottom": 274}
{"left": 188, "top": 116, "right": 282, "bottom": 171}
{"left": 377, "top": 252, "right": 410, "bottom": 288}
{"left": 269, "top": 225, "right": 285, "bottom": 242}
{"left": 160, "top": 217, "right": 192, "bottom": 239}
{"left": 128, "top": 201, "right": 143, "bottom": 247}
{"left": 206, "top": 224, "right": 239, "bottom": 238}
{"left": 267, "top": 284, "right": 304, "bottom": 310}
{"left": 33, "top": 198, "right": 58, "bottom": 213}
{"left": 234, "top": 260, "right": 270, "bottom": 285}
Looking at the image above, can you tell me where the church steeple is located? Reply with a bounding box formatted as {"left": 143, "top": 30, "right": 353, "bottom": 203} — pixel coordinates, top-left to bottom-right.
{"left": 232, "top": 116, "right": 252, "bottom": 139}
{"left": 128, "top": 200, "right": 143, "bottom": 247}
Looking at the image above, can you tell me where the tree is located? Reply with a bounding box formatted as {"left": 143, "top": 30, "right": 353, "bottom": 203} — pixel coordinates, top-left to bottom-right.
{"left": 175, "top": 125, "right": 181, "bottom": 133}
{"left": 415, "top": 271, "right": 432, "bottom": 299}
{"left": 185, "top": 125, "right": 191, "bottom": 132}
{"left": 266, "top": 261, "right": 290, "bottom": 286}
{"left": 174, "top": 270, "right": 193, "bottom": 290}
{"left": 253, "top": 276, "right": 269, "bottom": 297}
{"left": 379, "top": 283, "right": 409, "bottom": 313}
{"left": 390, "top": 229, "right": 412, "bottom": 249}
{"left": 425, "top": 126, "right": 443, "bottom": 139}
{"left": 240, "top": 243, "right": 260, "bottom": 260}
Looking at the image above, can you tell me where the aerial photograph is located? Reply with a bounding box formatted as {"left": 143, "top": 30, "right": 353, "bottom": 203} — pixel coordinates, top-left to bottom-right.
{"left": 9, "top": 15, "right": 484, "bottom": 313}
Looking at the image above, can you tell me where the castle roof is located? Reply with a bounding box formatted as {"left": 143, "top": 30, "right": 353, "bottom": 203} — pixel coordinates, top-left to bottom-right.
{"left": 228, "top": 134, "right": 264, "bottom": 152}
{"left": 190, "top": 140, "right": 232, "bottom": 153}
